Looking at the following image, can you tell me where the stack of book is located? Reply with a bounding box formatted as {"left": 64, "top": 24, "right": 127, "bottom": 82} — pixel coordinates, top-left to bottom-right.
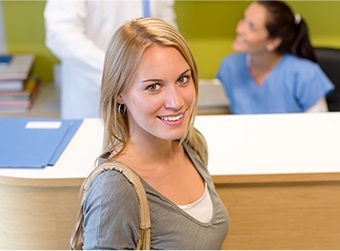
{"left": 0, "top": 54, "right": 40, "bottom": 113}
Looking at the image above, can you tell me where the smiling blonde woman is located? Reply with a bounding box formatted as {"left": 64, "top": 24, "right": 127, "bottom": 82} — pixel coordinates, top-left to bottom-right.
{"left": 75, "top": 17, "right": 229, "bottom": 250}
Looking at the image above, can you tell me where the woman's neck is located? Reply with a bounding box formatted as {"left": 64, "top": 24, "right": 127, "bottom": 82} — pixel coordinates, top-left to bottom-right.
{"left": 248, "top": 52, "right": 282, "bottom": 85}
{"left": 116, "top": 138, "right": 183, "bottom": 169}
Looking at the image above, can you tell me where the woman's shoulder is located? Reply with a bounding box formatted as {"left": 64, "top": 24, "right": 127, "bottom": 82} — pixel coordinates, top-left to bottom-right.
{"left": 279, "top": 54, "right": 326, "bottom": 77}
{"left": 219, "top": 53, "right": 247, "bottom": 71}
{"left": 282, "top": 54, "right": 319, "bottom": 68}
{"left": 85, "top": 168, "right": 138, "bottom": 202}
{"left": 280, "top": 54, "right": 334, "bottom": 91}
{"left": 183, "top": 138, "right": 209, "bottom": 172}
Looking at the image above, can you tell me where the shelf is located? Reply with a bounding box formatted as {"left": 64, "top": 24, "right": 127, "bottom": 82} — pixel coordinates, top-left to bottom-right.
{"left": 0, "top": 84, "right": 60, "bottom": 118}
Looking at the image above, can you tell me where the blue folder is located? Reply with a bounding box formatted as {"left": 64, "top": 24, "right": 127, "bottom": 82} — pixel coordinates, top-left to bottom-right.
{"left": 0, "top": 117, "right": 83, "bottom": 168}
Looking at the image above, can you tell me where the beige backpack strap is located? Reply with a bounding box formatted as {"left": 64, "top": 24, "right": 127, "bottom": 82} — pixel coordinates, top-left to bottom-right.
{"left": 70, "top": 160, "right": 151, "bottom": 250}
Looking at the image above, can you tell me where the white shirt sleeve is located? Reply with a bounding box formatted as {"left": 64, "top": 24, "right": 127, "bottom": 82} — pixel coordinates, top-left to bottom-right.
{"left": 306, "top": 97, "right": 329, "bottom": 113}
{"left": 44, "top": 0, "right": 105, "bottom": 73}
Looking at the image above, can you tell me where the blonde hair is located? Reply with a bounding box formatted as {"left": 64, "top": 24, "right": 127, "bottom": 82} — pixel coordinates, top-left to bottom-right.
{"left": 100, "top": 17, "right": 208, "bottom": 166}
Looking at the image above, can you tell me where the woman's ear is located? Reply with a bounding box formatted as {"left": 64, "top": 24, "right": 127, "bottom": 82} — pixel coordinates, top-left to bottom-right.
{"left": 117, "top": 95, "right": 124, "bottom": 104}
{"left": 267, "top": 37, "right": 282, "bottom": 51}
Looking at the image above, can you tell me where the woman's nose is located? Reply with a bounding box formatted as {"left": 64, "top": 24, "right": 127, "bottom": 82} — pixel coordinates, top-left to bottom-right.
{"left": 164, "top": 85, "right": 184, "bottom": 110}
{"left": 236, "top": 20, "right": 245, "bottom": 34}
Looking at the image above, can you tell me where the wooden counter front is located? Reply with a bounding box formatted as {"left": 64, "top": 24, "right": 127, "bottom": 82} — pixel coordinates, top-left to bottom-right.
{"left": 0, "top": 179, "right": 82, "bottom": 249}
{"left": 214, "top": 172, "right": 340, "bottom": 250}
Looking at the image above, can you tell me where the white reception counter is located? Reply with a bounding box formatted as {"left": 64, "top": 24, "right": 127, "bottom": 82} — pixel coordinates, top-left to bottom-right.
{"left": 0, "top": 112, "right": 340, "bottom": 249}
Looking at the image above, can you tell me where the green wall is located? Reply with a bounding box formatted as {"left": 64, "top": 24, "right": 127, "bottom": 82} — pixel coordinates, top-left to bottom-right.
{"left": 2, "top": 1, "right": 340, "bottom": 82}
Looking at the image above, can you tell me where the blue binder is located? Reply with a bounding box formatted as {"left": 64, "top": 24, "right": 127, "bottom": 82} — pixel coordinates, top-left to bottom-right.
{"left": 0, "top": 117, "right": 83, "bottom": 168}
{"left": 0, "top": 55, "right": 13, "bottom": 67}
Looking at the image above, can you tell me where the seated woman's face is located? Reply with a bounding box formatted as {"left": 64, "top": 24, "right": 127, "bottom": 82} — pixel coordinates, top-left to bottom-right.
{"left": 233, "top": 2, "right": 277, "bottom": 54}
{"left": 120, "top": 44, "right": 196, "bottom": 142}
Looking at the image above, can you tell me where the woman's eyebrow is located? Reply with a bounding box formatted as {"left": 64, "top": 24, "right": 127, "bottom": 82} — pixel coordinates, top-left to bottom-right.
{"left": 142, "top": 69, "right": 192, "bottom": 83}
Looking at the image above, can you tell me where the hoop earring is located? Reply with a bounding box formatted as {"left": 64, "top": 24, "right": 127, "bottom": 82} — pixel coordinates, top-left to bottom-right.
{"left": 118, "top": 103, "right": 126, "bottom": 115}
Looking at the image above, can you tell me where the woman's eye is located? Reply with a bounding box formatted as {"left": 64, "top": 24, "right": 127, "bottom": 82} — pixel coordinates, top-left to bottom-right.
{"left": 178, "top": 76, "right": 189, "bottom": 84}
{"left": 147, "top": 84, "right": 160, "bottom": 91}
{"left": 249, "top": 23, "right": 257, "bottom": 32}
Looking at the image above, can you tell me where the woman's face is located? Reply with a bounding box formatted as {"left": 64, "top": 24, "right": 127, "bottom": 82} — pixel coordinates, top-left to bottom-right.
{"left": 233, "top": 2, "right": 277, "bottom": 54}
{"left": 120, "top": 44, "right": 196, "bottom": 143}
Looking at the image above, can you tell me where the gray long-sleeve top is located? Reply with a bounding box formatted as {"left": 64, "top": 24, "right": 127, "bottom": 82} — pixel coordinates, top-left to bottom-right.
{"left": 82, "top": 143, "right": 229, "bottom": 249}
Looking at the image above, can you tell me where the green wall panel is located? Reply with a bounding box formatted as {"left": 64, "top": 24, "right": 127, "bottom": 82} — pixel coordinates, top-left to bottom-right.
{"left": 2, "top": 0, "right": 340, "bottom": 82}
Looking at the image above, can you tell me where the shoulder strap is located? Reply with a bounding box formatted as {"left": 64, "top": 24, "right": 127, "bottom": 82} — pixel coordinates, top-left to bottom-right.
{"left": 70, "top": 160, "right": 151, "bottom": 250}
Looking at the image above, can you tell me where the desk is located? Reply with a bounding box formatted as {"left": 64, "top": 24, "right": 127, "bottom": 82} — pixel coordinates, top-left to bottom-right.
{"left": 0, "top": 113, "right": 340, "bottom": 249}
{"left": 197, "top": 79, "right": 230, "bottom": 115}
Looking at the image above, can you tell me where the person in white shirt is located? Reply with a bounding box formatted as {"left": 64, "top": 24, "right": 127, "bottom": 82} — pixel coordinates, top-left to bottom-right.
{"left": 44, "top": 0, "right": 177, "bottom": 119}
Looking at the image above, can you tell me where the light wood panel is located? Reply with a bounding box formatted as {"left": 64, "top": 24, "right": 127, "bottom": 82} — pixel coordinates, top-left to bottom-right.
{"left": 215, "top": 174, "right": 340, "bottom": 250}
{"left": 0, "top": 180, "right": 82, "bottom": 250}
{"left": 1, "top": 173, "right": 340, "bottom": 249}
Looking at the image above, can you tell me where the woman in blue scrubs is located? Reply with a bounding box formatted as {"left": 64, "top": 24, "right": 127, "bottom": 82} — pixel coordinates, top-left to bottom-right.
{"left": 217, "top": 0, "right": 334, "bottom": 114}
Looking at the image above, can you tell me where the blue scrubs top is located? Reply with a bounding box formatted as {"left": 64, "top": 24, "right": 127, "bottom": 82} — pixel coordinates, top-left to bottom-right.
{"left": 216, "top": 53, "right": 334, "bottom": 114}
